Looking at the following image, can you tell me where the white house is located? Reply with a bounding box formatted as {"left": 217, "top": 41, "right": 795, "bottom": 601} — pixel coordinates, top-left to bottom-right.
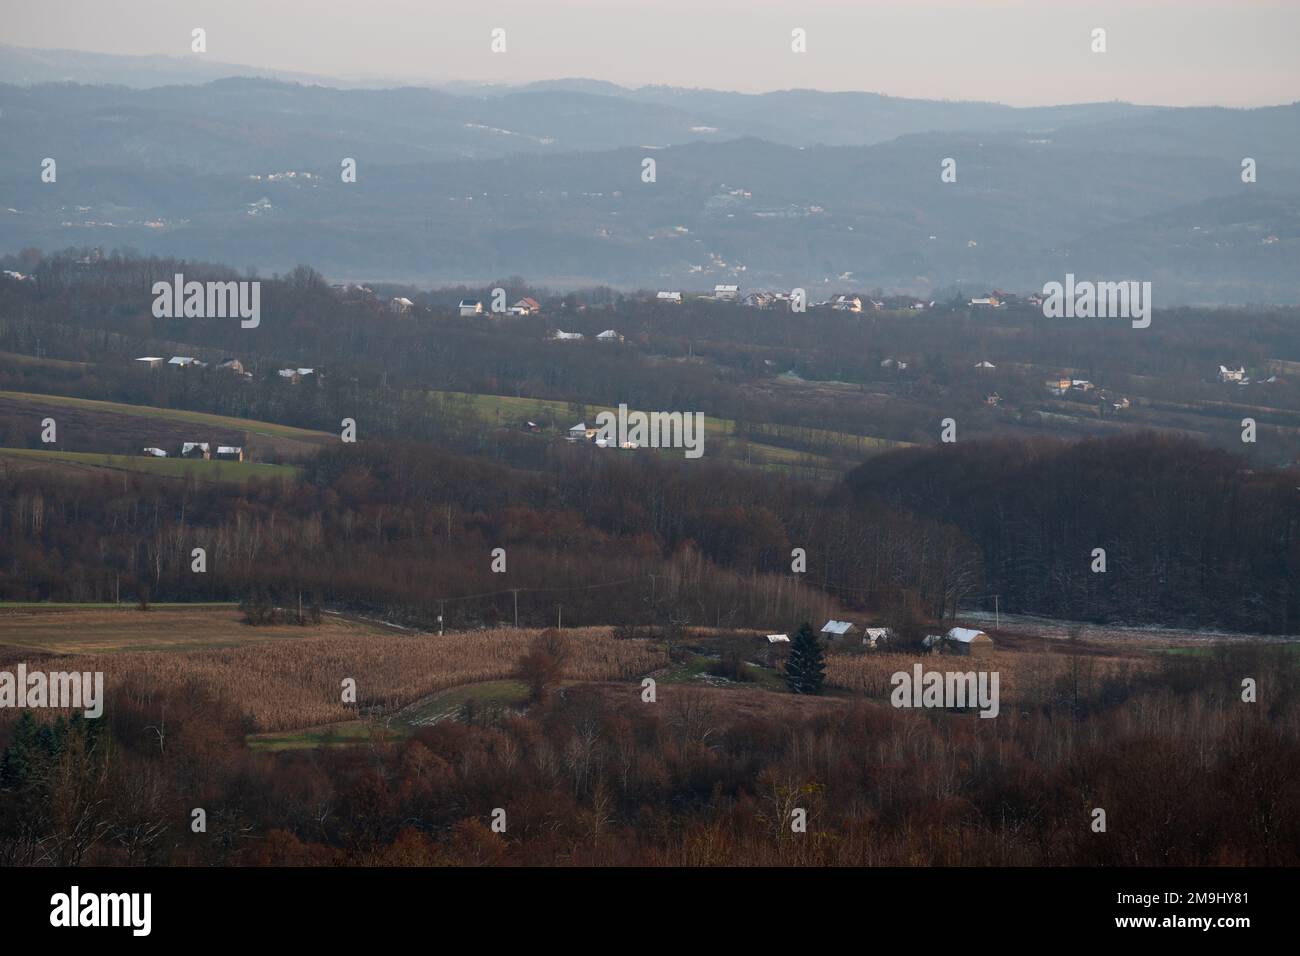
{"left": 390, "top": 296, "right": 415, "bottom": 314}
{"left": 1218, "top": 365, "right": 1246, "bottom": 383}
{"left": 862, "top": 627, "right": 892, "bottom": 649}
{"left": 656, "top": 291, "right": 682, "bottom": 304}
{"left": 820, "top": 620, "right": 856, "bottom": 638}
{"left": 596, "top": 329, "right": 624, "bottom": 343}
{"left": 458, "top": 299, "right": 483, "bottom": 317}
{"left": 832, "top": 294, "right": 863, "bottom": 313}
{"left": 215, "top": 446, "right": 244, "bottom": 461}
{"left": 713, "top": 284, "right": 740, "bottom": 301}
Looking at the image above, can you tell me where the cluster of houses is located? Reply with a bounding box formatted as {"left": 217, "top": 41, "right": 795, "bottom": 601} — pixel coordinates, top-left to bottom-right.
{"left": 365, "top": 282, "right": 1065, "bottom": 321}
{"left": 653, "top": 286, "right": 934, "bottom": 312}
{"left": 566, "top": 422, "right": 638, "bottom": 449}
{"left": 1216, "top": 365, "right": 1280, "bottom": 386}
{"left": 454, "top": 297, "right": 542, "bottom": 318}
{"left": 1042, "top": 375, "right": 1132, "bottom": 411}
{"left": 549, "top": 329, "right": 624, "bottom": 343}
{"left": 765, "top": 621, "right": 994, "bottom": 656}
{"left": 141, "top": 442, "right": 244, "bottom": 461}
{"left": 387, "top": 294, "right": 546, "bottom": 318}
{"left": 136, "top": 355, "right": 254, "bottom": 379}
{"left": 134, "top": 355, "right": 318, "bottom": 384}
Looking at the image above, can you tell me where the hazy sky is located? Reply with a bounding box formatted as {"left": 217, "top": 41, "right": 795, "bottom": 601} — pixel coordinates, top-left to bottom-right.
{"left": 3, "top": 0, "right": 1298, "bottom": 106}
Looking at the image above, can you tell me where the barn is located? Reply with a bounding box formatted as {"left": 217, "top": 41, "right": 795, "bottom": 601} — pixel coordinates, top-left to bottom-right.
{"left": 924, "top": 627, "right": 994, "bottom": 656}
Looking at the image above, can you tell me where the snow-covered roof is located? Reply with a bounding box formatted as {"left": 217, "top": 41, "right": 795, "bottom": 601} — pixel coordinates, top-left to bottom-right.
{"left": 767, "top": 634, "right": 790, "bottom": 643}
{"left": 946, "top": 627, "right": 988, "bottom": 643}
{"left": 821, "top": 620, "right": 854, "bottom": 635}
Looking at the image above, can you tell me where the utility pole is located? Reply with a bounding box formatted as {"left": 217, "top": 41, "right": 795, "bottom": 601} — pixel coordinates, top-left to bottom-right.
{"left": 439, "top": 600, "right": 445, "bottom": 636}
{"left": 649, "top": 573, "right": 657, "bottom": 626}
{"left": 513, "top": 589, "right": 519, "bottom": 628}
{"left": 994, "top": 594, "right": 1000, "bottom": 630}
{"left": 557, "top": 604, "right": 562, "bottom": 629}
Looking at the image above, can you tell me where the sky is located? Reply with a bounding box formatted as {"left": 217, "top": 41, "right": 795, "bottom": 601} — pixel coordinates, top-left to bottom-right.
{"left": 2, "top": 0, "right": 1298, "bottom": 106}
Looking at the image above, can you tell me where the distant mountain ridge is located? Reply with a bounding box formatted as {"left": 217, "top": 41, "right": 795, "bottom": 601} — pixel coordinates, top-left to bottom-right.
{"left": 0, "top": 45, "right": 1296, "bottom": 301}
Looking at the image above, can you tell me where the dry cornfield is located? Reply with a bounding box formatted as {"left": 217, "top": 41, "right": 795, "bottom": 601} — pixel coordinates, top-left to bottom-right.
{"left": 7, "top": 626, "right": 667, "bottom": 732}
{"left": 825, "top": 649, "right": 1152, "bottom": 709}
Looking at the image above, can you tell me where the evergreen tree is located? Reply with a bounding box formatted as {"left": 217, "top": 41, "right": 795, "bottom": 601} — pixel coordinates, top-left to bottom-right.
{"left": 785, "top": 622, "right": 825, "bottom": 695}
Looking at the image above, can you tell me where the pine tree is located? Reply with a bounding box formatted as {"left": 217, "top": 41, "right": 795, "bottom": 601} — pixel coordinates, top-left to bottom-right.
{"left": 785, "top": 622, "right": 825, "bottom": 695}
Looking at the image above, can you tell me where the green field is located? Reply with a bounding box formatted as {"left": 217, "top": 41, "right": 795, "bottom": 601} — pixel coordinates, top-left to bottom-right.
{"left": 0, "top": 351, "right": 91, "bottom": 370}
{"left": 0, "top": 447, "right": 300, "bottom": 483}
{"left": 0, "top": 390, "right": 334, "bottom": 443}
{"left": 423, "top": 389, "right": 904, "bottom": 475}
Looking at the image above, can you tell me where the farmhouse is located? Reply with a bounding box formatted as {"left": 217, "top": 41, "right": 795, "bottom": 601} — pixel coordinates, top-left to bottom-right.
{"left": 215, "top": 446, "right": 244, "bottom": 462}
{"left": 567, "top": 422, "right": 599, "bottom": 442}
{"left": 923, "top": 627, "right": 994, "bottom": 657}
{"left": 458, "top": 299, "right": 483, "bottom": 317}
{"left": 180, "top": 442, "right": 211, "bottom": 460}
{"left": 832, "top": 294, "right": 863, "bottom": 313}
{"left": 509, "top": 297, "right": 541, "bottom": 316}
{"left": 277, "top": 367, "right": 316, "bottom": 384}
{"left": 1046, "top": 376, "right": 1072, "bottom": 395}
{"left": 1218, "top": 365, "right": 1246, "bottom": 383}
{"left": 820, "top": 619, "right": 856, "bottom": 639}
{"left": 862, "top": 627, "right": 892, "bottom": 649}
